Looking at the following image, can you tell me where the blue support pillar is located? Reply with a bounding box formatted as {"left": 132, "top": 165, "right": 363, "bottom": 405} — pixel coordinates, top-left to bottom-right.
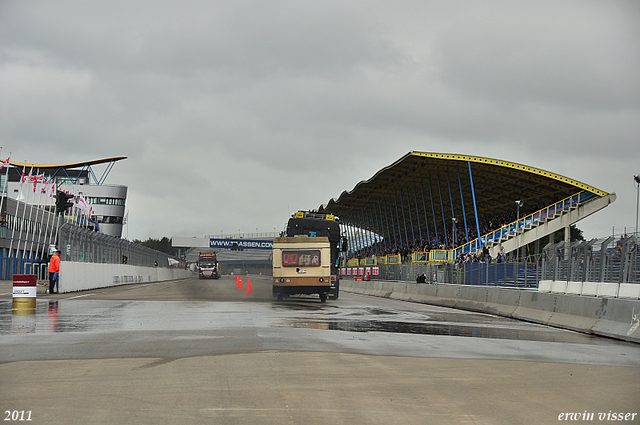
{"left": 350, "top": 215, "right": 359, "bottom": 256}
{"left": 368, "top": 207, "right": 379, "bottom": 256}
{"left": 406, "top": 189, "right": 416, "bottom": 248}
{"left": 446, "top": 171, "right": 457, "bottom": 246}
{"left": 437, "top": 175, "right": 449, "bottom": 247}
{"left": 420, "top": 181, "right": 431, "bottom": 248}
{"left": 394, "top": 192, "right": 404, "bottom": 250}
{"left": 399, "top": 190, "right": 410, "bottom": 250}
{"left": 379, "top": 201, "right": 390, "bottom": 252}
{"left": 356, "top": 210, "right": 366, "bottom": 255}
{"left": 383, "top": 199, "right": 396, "bottom": 251}
{"left": 413, "top": 186, "right": 423, "bottom": 248}
{"left": 468, "top": 161, "right": 481, "bottom": 247}
{"left": 362, "top": 208, "right": 372, "bottom": 253}
{"left": 373, "top": 202, "right": 384, "bottom": 254}
{"left": 428, "top": 179, "right": 439, "bottom": 246}
{"left": 457, "top": 167, "right": 469, "bottom": 243}
{"left": 346, "top": 217, "right": 353, "bottom": 257}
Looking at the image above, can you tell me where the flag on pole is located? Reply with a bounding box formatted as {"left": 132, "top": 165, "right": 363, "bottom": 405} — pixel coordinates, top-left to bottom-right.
{"left": 46, "top": 181, "right": 56, "bottom": 198}
{"left": 40, "top": 178, "right": 56, "bottom": 198}
{"left": 30, "top": 172, "right": 44, "bottom": 192}
{"left": 0, "top": 157, "right": 10, "bottom": 171}
{"left": 76, "top": 194, "right": 90, "bottom": 215}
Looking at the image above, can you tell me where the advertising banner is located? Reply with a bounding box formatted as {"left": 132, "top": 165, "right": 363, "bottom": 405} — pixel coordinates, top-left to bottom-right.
{"left": 209, "top": 238, "right": 273, "bottom": 250}
{"left": 13, "top": 275, "right": 36, "bottom": 298}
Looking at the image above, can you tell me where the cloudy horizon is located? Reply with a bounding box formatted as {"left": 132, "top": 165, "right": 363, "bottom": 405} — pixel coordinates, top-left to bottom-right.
{"left": 1, "top": 0, "right": 638, "bottom": 241}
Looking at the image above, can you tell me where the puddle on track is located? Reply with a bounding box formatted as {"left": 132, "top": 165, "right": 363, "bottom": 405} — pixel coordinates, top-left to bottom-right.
{"left": 279, "top": 318, "right": 605, "bottom": 344}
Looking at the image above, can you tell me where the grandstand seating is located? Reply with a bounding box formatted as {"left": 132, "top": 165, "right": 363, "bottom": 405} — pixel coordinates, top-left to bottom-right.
{"left": 453, "top": 190, "right": 598, "bottom": 259}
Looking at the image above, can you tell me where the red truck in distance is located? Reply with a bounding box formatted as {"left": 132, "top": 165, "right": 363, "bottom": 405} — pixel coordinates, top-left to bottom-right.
{"left": 198, "top": 251, "right": 219, "bottom": 279}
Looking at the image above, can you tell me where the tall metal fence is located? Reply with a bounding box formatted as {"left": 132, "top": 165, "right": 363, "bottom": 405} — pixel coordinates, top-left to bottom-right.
{"left": 372, "top": 261, "right": 541, "bottom": 288}
{"left": 541, "top": 235, "right": 638, "bottom": 284}
{"left": 57, "top": 222, "right": 176, "bottom": 268}
{"left": 365, "top": 235, "right": 639, "bottom": 287}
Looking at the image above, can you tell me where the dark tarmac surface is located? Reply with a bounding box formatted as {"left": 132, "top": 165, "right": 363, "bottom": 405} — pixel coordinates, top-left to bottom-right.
{"left": 1, "top": 275, "right": 639, "bottom": 424}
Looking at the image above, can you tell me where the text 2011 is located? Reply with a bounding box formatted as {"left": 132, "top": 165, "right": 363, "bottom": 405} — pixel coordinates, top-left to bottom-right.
{"left": 4, "top": 411, "right": 32, "bottom": 421}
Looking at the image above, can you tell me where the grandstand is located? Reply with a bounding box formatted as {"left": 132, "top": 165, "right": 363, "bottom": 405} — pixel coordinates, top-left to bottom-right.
{"left": 319, "top": 152, "right": 617, "bottom": 265}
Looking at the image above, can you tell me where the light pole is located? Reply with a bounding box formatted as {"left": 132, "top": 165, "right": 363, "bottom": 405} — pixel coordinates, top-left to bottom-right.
{"left": 515, "top": 200, "right": 523, "bottom": 263}
{"left": 635, "top": 175, "right": 640, "bottom": 238}
{"left": 451, "top": 217, "right": 458, "bottom": 248}
{"left": 634, "top": 175, "right": 639, "bottom": 282}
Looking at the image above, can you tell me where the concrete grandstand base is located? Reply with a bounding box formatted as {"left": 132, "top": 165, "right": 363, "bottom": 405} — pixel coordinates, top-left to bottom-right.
{"left": 58, "top": 262, "right": 192, "bottom": 293}
{"left": 341, "top": 279, "right": 640, "bottom": 344}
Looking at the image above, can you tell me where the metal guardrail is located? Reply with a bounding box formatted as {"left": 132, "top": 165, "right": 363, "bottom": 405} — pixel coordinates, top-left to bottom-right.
{"left": 57, "top": 222, "right": 177, "bottom": 268}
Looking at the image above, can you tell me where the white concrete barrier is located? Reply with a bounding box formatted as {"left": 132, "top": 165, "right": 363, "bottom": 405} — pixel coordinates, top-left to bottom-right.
{"left": 340, "top": 279, "right": 640, "bottom": 343}
{"left": 550, "top": 280, "right": 567, "bottom": 294}
{"left": 581, "top": 282, "right": 599, "bottom": 297}
{"left": 59, "top": 261, "right": 191, "bottom": 293}
{"left": 566, "top": 281, "right": 583, "bottom": 296}
{"left": 619, "top": 284, "right": 640, "bottom": 299}
{"left": 596, "top": 282, "right": 619, "bottom": 298}
{"left": 538, "top": 280, "right": 552, "bottom": 292}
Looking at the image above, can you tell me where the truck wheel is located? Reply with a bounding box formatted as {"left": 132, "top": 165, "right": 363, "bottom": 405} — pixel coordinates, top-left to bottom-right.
{"left": 319, "top": 293, "right": 327, "bottom": 303}
{"left": 277, "top": 293, "right": 283, "bottom": 301}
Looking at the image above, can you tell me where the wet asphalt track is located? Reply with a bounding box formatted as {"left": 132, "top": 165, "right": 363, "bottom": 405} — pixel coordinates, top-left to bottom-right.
{"left": 1, "top": 275, "right": 639, "bottom": 425}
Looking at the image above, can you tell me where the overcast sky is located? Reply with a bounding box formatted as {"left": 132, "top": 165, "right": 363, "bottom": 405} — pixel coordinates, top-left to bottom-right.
{"left": 1, "top": 0, "right": 639, "bottom": 241}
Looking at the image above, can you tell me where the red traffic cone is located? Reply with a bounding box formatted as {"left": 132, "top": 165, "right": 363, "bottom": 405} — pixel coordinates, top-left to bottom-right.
{"left": 237, "top": 276, "right": 243, "bottom": 290}
{"left": 245, "top": 276, "right": 252, "bottom": 294}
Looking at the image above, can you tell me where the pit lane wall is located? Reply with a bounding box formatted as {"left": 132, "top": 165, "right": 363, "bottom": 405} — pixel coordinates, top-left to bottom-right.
{"left": 57, "top": 262, "right": 191, "bottom": 293}
{"left": 340, "top": 280, "right": 640, "bottom": 344}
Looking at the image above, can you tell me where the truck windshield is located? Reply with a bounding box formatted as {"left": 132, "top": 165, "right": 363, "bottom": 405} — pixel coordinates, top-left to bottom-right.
{"left": 282, "top": 250, "right": 321, "bottom": 267}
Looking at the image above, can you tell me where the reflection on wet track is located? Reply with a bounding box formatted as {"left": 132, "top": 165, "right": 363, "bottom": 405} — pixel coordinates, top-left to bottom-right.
{"left": 1, "top": 276, "right": 638, "bottom": 367}
{"left": 0, "top": 298, "right": 606, "bottom": 345}
{"left": 274, "top": 303, "right": 605, "bottom": 344}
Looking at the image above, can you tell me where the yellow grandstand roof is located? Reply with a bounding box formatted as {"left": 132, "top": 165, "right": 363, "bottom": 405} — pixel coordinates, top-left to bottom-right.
{"left": 320, "top": 151, "right": 610, "bottom": 231}
{"left": 9, "top": 156, "right": 127, "bottom": 169}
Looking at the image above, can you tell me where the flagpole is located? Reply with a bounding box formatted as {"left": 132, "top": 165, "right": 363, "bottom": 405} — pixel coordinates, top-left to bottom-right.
{"left": 0, "top": 152, "right": 10, "bottom": 220}
{"left": 7, "top": 163, "right": 27, "bottom": 278}
{"left": 44, "top": 182, "right": 60, "bottom": 254}
{"left": 27, "top": 169, "right": 45, "bottom": 275}
{"left": 39, "top": 178, "right": 56, "bottom": 276}
{"left": 0, "top": 146, "right": 3, "bottom": 215}
{"left": 21, "top": 165, "right": 38, "bottom": 272}
{"left": 52, "top": 182, "right": 64, "bottom": 257}
{"left": 17, "top": 164, "right": 34, "bottom": 274}
{"left": 0, "top": 150, "right": 5, "bottom": 278}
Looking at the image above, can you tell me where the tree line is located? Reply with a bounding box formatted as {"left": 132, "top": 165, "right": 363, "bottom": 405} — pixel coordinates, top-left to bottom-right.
{"left": 131, "top": 237, "right": 178, "bottom": 256}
